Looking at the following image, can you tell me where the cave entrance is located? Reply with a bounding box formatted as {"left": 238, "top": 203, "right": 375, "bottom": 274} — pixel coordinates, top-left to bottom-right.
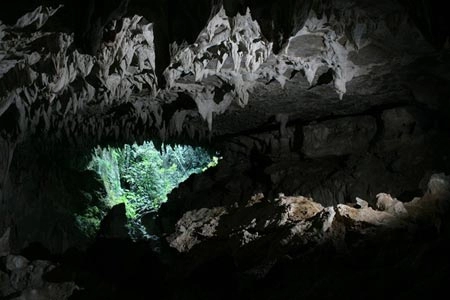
{"left": 77, "top": 141, "right": 219, "bottom": 240}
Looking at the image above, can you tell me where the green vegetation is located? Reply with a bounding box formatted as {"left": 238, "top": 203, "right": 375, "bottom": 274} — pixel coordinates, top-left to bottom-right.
{"left": 76, "top": 141, "right": 218, "bottom": 239}
{"left": 75, "top": 206, "right": 105, "bottom": 238}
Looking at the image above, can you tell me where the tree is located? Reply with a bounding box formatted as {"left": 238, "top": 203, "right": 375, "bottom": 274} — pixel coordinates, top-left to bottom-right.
{"left": 77, "top": 141, "right": 218, "bottom": 239}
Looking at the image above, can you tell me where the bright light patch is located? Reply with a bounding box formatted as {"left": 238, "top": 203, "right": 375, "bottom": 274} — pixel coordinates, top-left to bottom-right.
{"left": 76, "top": 141, "right": 219, "bottom": 239}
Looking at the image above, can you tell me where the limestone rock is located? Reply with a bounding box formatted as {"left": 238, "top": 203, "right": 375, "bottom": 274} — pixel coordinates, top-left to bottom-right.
{"left": 167, "top": 173, "right": 450, "bottom": 256}
{"left": 0, "top": 270, "right": 14, "bottom": 297}
{"left": 0, "top": 227, "right": 10, "bottom": 257}
{"left": 278, "top": 194, "right": 323, "bottom": 223}
{"left": 6, "top": 255, "right": 29, "bottom": 271}
{"left": 336, "top": 203, "right": 401, "bottom": 227}
{"left": 12, "top": 282, "right": 78, "bottom": 300}
{"left": 404, "top": 173, "right": 450, "bottom": 228}
{"left": 376, "top": 193, "right": 408, "bottom": 217}
{"left": 427, "top": 173, "right": 450, "bottom": 196}
{"left": 0, "top": 0, "right": 434, "bottom": 142}
{"left": 287, "top": 34, "right": 325, "bottom": 57}
{"left": 167, "top": 207, "right": 227, "bottom": 252}
{"left": 246, "top": 192, "right": 265, "bottom": 207}
{"left": 378, "top": 107, "right": 424, "bottom": 151}
{"left": 10, "top": 267, "right": 30, "bottom": 291}
{"left": 14, "top": 5, "right": 62, "bottom": 30}
{"left": 0, "top": 255, "right": 77, "bottom": 300}
{"left": 97, "top": 203, "right": 129, "bottom": 239}
{"left": 302, "top": 116, "right": 377, "bottom": 157}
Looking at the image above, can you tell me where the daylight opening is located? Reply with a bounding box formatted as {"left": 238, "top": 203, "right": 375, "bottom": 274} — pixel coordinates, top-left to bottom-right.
{"left": 76, "top": 141, "right": 219, "bottom": 239}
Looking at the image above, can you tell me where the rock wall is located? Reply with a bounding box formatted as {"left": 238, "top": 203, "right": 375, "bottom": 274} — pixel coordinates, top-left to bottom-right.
{"left": 1, "top": 0, "right": 450, "bottom": 257}
{"left": 155, "top": 105, "right": 450, "bottom": 235}
{"left": 0, "top": 228, "right": 78, "bottom": 299}
{"left": 0, "top": 140, "right": 106, "bottom": 253}
{"left": 2, "top": 102, "right": 446, "bottom": 254}
{"left": 0, "top": 2, "right": 450, "bottom": 298}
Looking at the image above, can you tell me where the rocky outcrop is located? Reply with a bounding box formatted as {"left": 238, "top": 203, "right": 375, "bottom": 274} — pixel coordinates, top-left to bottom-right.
{"left": 167, "top": 206, "right": 227, "bottom": 252}
{"left": 163, "top": 173, "right": 450, "bottom": 283}
{"left": 97, "top": 203, "right": 129, "bottom": 240}
{"left": 0, "top": 5, "right": 449, "bottom": 298}
{"left": 0, "top": 173, "right": 446, "bottom": 300}
{"left": 0, "top": 228, "right": 77, "bottom": 300}
{"left": 0, "top": 0, "right": 440, "bottom": 145}
{"left": 156, "top": 101, "right": 449, "bottom": 236}
{"left": 302, "top": 115, "right": 377, "bottom": 157}
{"left": 2, "top": 98, "right": 447, "bottom": 254}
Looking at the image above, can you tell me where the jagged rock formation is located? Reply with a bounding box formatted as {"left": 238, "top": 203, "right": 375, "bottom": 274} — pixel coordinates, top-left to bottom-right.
{"left": 166, "top": 173, "right": 449, "bottom": 255}
{"left": 0, "top": 1, "right": 442, "bottom": 143}
{"left": 1, "top": 0, "right": 450, "bottom": 252}
{"left": 0, "top": 229, "right": 77, "bottom": 299}
{"left": 1, "top": 1, "right": 450, "bottom": 299}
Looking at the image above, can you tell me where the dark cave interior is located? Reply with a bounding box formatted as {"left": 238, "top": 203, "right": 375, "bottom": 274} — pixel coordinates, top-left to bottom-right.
{"left": 1, "top": 0, "right": 450, "bottom": 299}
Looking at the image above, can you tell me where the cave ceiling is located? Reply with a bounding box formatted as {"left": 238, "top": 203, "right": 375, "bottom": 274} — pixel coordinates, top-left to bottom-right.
{"left": 0, "top": 0, "right": 449, "bottom": 145}
{"left": 2, "top": 3, "right": 450, "bottom": 292}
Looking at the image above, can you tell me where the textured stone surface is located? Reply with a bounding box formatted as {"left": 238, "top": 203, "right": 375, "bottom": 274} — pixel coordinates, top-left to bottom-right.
{"left": 0, "top": 254, "right": 77, "bottom": 299}
{"left": 378, "top": 107, "right": 424, "bottom": 151}
{"left": 302, "top": 116, "right": 377, "bottom": 157}
{"left": 0, "top": 227, "right": 10, "bottom": 256}
{"left": 0, "top": 0, "right": 438, "bottom": 144}
{"left": 278, "top": 195, "right": 323, "bottom": 222}
{"left": 162, "top": 172, "right": 450, "bottom": 284}
{"left": 287, "top": 34, "right": 325, "bottom": 57}
{"left": 6, "top": 255, "right": 29, "bottom": 271}
{"left": 0, "top": 269, "right": 14, "bottom": 297}
{"left": 168, "top": 207, "right": 227, "bottom": 252}
{"left": 0, "top": 5, "right": 449, "bottom": 299}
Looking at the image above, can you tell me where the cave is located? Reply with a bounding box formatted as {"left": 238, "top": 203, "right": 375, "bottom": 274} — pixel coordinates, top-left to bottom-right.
{"left": 1, "top": 1, "right": 450, "bottom": 299}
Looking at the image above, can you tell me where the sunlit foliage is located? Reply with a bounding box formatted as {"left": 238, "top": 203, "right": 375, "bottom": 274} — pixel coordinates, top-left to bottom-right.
{"left": 76, "top": 141, "right": 218, "bottom": 238}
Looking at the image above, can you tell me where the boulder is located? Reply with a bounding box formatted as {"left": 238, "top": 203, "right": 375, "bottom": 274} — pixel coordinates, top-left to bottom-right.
{"left": 278, "top": 194, "right": 324, "bottom": 223}
{"left": 6, "top": 255, "right": 29, "bottom": 271}
{"left": 97, "top": 203, "right": 129, "bottom": 239}
{"left": 376, "top": 193, "right": 408, "bottom": 217}
{"left": 167, "top": 207, "right": 227, "bottom": 252}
